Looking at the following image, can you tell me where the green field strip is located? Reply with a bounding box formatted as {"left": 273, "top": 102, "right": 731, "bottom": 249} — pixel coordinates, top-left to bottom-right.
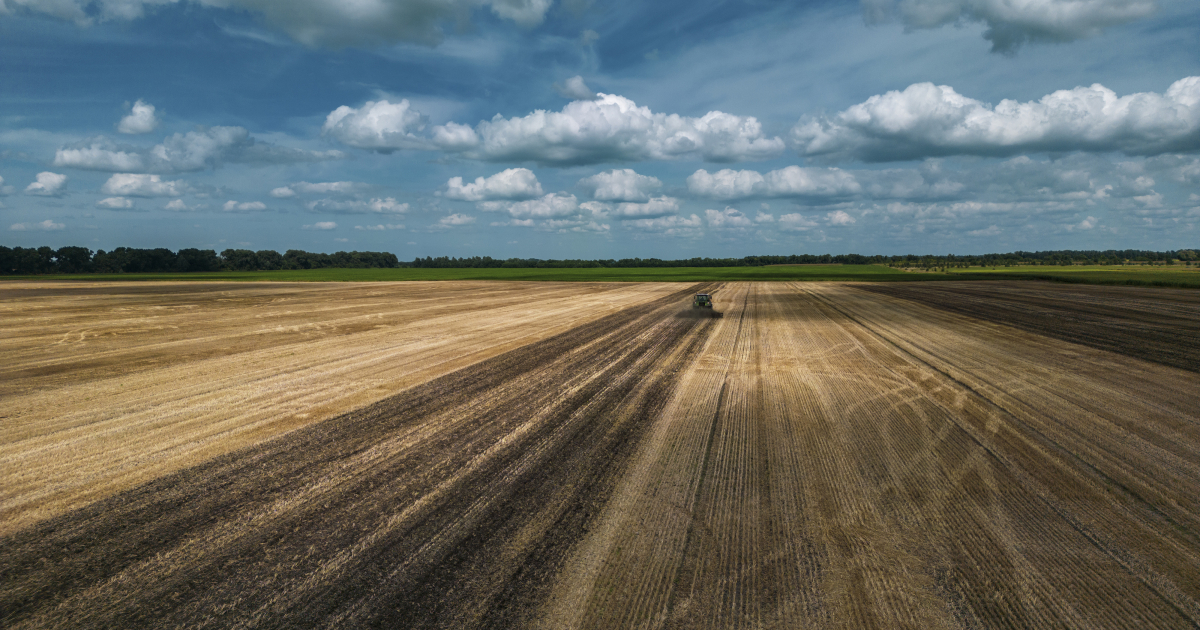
{"left": 4, "top": 263, "right": 1198, "bottom": 286}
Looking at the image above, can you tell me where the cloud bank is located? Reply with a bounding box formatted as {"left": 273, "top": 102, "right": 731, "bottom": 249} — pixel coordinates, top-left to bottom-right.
{"left": 688, "top": 166, "right": 862, "bottom": 200}
{"left": 3, "top": 0, "right": 554, "bottom": 47}
{"left": 305, "top": 197, "right": 408, "bottom": 214}
{"left": 54, "top": 127, "right": 342, "bottom": 172}
{"left": 10, "top": 219, "right": 66, "bottom": 231}
{"left": 325, "top": 94, "right": 786, "bottom": 165}
{"left": 101, "top": 173, "right": 188, "bottom": 196}
{"left": 792, "top": 77, "right": 1200, "bottom": 162}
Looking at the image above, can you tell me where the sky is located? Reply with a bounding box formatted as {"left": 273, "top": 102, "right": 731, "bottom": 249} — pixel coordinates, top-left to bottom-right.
{"left": 2, "top": 0, "right": 1199, "bottom": 259}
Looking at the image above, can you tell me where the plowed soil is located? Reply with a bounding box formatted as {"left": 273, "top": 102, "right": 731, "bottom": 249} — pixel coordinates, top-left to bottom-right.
{"left": 2, "top": 281, "right": 1198, "bottom": 629}
{"left": 856, "top": 281, "right": 1200, "bottom": 372}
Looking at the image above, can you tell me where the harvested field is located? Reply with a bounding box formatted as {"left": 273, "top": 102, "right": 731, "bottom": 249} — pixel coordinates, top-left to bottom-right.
{"left": 2, "top": 281, "right": 1199, "bottom": 629}
{"left": 0, "top": 281, "right": 682, "bottom": 533}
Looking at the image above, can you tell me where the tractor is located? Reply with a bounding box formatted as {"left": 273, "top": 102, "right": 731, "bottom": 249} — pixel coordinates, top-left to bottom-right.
{"left": 692, "top": 293, "right": 713, "bottom": 309}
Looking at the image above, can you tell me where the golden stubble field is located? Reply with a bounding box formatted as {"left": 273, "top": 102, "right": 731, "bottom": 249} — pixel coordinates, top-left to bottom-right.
{"left": 0, "top": 280, "right": 682, "bottom": 534}
{"left": 2, "top": 280, "right": 1198, "bottom": 629}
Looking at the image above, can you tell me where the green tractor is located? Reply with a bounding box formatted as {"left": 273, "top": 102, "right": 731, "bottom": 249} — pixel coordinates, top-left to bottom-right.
{"left": 692, "top": 293, "right": 713, "bottom": 309}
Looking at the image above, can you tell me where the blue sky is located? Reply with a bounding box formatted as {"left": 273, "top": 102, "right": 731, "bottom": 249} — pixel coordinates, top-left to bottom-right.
{"left": 2, "top": 0, "right": 1198, "bottom": 259}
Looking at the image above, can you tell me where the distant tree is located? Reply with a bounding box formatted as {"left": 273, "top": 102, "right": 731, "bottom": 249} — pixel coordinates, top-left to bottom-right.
{"left": 54, "top": 246, "right": 93, "bottom": 273}
{"left": 124, "top": 248, "right": 177, "bottom": 272}
{"left": 176, "top": 249, "right": 221, "bottom": 272}
{"left": 255, "top": 250, "right": 284, "bottom": 270}
{"left": 92, "top": 249, "right": 124, "bottom": 273}
{"left": 11, "top": 247, "right": 56, "bottom": 274}
{"left": 220, "top": 249, "right": 260, "bottom": 271}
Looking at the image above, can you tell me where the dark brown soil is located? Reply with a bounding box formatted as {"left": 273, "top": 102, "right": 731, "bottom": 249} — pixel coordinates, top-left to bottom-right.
{"left": 855, "top": 281, "right": 1200, "bottom": 372}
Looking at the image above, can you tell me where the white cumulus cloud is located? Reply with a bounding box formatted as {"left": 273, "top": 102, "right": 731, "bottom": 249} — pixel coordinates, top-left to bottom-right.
{"left": 827, "top": 210, "right": 856, "bottom": 225}
{"left": 688, "top": 166, "right": 862, "bottom": 200}
{"left": 355, "top": 223, "right": 405, "bottom": 230}
{"left": 578, "top": 168, "right": 662, "bottom": 202}
{"left": 444, "top": 168, "right": 543, "bottom": 201}
{"left": 706, "top": 207, "right": 756, "bottom": 228}
{"left": 444, "top": 93, "right": 785, "bottom": 165}
{"left": 101, "top": 173, "right": 188, "bottom": 197}
{"left": 290, "top": 181, "right": 368, "bottom": 195}
{"left": 118, "top": 99, "right": 160, "bottom": 134}
{"left": 607, "top": 196, "right": 680, "bottom": 219}
{"left": 303, "top": 221, "right": 338, "bottom": 230}
{"left": 96, "top": 196, "right": 134, "bottom": 209}
{"left": 55, "top": 127, "right": 341, "bottom": 172}
{"left": 223, "top": 200, "right": 268, "bottom": 212}
{"left": 554, "top": 75, "right": 598, "bottom": 101}
{"left": 270, "top": 186, "right": 296, "bottom": 198}
{"left": 322, "top": 100, "right": 428, "bottom": 152}
{"left": 483, "top": 192, "right": 580, "bottom": 219}
{"left": 325, "top": 93, "right": 785, "bottom": 165}
{"left": 10, "top": 219, "right": 66, "bottom": 231}
{"left": 438, "top": 213, "right": 476, "bottom": 226}
{"left": 624, "top": 213, "right": 704, "bottom": 237}
{"left": 538, "top": 219, "right": 610, "bottom": 233}
{"left": 305, "top": 197, "right": 408, "bottom": 214}
{"left": 25, "top": 172, "right": 67, "bottom": 196}
{"left": 54, "top": 143, "right": 145, "bottom": 171}
{"left": 792, "top": 77, "right": 1200, "bottom": 162}
{"left": 968, "top": 224, "right": 1002, "bottom": 237}
{"left": 778, "top": 213, "right": 819, "bottom": 231}
{"left": 163, "top": 198, "right": 202, "bottom": 211}
{"left": 862, "top": 0, "right": 1157, "bottom": 53}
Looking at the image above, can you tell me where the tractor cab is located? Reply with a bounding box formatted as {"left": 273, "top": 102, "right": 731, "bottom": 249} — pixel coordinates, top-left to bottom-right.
{"left": 692, "top": 293, "right": 713, "bottom": 309}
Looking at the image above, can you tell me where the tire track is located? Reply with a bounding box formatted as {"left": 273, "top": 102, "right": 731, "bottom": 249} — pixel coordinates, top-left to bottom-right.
{"left": 541, "top": 281, "right": 1197, "bottom": 630}
{"left": 802, "top": 283, "right": 1200, "bottom": 628}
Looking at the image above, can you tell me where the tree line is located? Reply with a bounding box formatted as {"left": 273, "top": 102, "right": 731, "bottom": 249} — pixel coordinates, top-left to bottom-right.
{"left": 1, "top": 246, "right": 1195, "bottom": 275}
{"left": 407, "top": 254, "right": 882, "bottom": 268}
{"left": 0, "top": 246, "right": 399, "bottom": 274}
{"left": 883, "top": 249, "right": 1198, "bottom": 269}
{"left": 408, "top": 250, "right": 1196, "bottom": 269}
